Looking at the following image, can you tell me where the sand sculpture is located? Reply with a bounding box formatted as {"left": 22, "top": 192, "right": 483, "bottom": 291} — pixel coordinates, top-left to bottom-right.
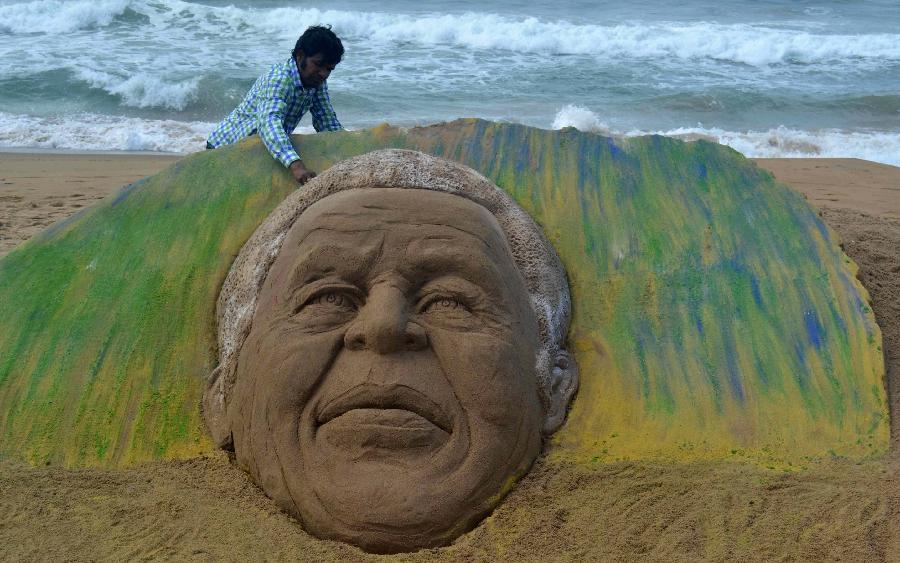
{"left": 202, "top": 150, "right": 578, "bottom": 552}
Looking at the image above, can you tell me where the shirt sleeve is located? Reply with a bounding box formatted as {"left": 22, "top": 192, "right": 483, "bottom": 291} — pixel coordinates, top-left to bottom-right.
{"left": 310, "top": 82, "right": 343, "bottom": 133}
{"left": 256, "top": 73, "right": 302, "bottom": 168}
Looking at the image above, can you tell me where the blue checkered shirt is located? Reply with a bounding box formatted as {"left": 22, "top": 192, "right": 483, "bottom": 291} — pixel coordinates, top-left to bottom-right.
{"left": 207, "top": 57, "right": 343, "bottom": 168}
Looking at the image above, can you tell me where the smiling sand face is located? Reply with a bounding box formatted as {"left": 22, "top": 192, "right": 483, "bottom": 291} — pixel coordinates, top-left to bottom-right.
{"left": 234, "top": 189, "right": 546, "bottom": 551}
{"left": 202, "top": 150, "right": 578, "bottom": 554}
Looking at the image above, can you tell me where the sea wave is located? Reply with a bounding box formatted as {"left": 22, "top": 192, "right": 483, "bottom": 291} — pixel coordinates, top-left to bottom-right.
{"left": 0, "top": 112, "right": 215, "bottom": 153}
{"left": 302, "top": 11, "right": 900, "bottom": 66}
{"left": 551, "top": 105, "right": 613, "bottom": 135}
{"left": 1, "top": 108, "right": 897, "bottom": 167}
{"left": 553, "top": 105, "right": 900, "bottom": 166}
{"left": 3, "top": 0, "right": 899, "bottom": 67}
{"left": 0, "top": 0, "right": 132, "bottom": 34}
{"left": 72, "top": 68, "right": 199, "bottom": 110}
{"left": 0, "top": 111, "right": 324, "bottom": 153}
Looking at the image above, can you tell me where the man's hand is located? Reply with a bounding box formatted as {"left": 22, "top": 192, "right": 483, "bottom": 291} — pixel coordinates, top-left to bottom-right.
{"left": 290, "top": 160, "right": 317, "bottom": 185}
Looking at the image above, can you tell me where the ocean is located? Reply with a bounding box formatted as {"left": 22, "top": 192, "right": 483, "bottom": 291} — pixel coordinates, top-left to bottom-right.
{"left": 1, "top": 0, "right": 898, "bottom": 164}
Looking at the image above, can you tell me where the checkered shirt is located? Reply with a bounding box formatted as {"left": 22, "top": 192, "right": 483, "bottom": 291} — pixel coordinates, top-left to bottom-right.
{"left": 207, "top": 57, "right": 343, "bottom": 168}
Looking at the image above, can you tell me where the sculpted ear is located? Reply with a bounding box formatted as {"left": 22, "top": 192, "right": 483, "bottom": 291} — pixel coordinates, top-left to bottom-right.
{"left": 202, "top": 365, "right": 234, "bottom": 450}
{"left": 542, "top": 349, "right": 579, "bottom": 436}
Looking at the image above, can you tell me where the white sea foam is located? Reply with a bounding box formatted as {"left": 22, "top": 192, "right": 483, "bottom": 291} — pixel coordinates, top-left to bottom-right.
{"left": 2, "top": 107, "right": 896, "bottom": 167}
{"left": 0, "top": 0, "right": 132, "bottom": 34}
{"left": 3, "top": 0, "right": 899, "bottom": 67}
{"left": 247, "top": 6, "right": 900, "bottom": 66}
{"left": 274, "top": 10, "right": 900, "bottom": 66}
{"left": 552, "top": 106, "right": 900, "bottom": 167}
{"left": 0, "top": 112, "right": 212, "bottom": 153}
{"left": 0, "top": 112, "right": 318, "bottom": 154}
{"left": 72, "top": 68, "right": 199, "bottom": 110}
{"left": 552, "top": 105, "right": 613, "bottom": 136}
{"left": 677, "top": 126, "right": 900, "bottom": 167}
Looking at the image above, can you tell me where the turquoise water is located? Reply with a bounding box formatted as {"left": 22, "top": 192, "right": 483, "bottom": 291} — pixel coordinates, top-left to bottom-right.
{"left": 0, "top": 0, "right": 898, "bottom": 163}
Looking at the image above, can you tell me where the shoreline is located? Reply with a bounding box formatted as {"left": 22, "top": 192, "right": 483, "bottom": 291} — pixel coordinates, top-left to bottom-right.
{"left": 0, "top": 147, "right": 188, "bottom": 157}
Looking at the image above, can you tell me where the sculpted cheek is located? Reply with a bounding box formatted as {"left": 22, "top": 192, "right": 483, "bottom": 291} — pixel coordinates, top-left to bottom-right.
{"left": 257, "top": 327, "right": 346, "bottom": 409}
{"left": 228, "top": 325, "right": 345, "bottom": 470}
{"left": 428, "top": 330, "right": 539, "bottom": 427}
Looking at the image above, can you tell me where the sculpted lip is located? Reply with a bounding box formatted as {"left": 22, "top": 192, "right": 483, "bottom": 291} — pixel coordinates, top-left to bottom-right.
{"left": 316, "top": 383, "right": 453, "bottom": 434}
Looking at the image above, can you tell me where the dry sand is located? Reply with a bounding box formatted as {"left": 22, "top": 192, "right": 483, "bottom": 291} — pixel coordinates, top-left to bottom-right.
{"left": 1, "top": 152, "right": 899, "bottom": 561}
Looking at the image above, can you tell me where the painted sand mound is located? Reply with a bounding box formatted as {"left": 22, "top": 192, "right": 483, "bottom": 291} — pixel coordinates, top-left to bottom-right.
{"left": 0, "top": 119, "right": 887, "bottom": 469}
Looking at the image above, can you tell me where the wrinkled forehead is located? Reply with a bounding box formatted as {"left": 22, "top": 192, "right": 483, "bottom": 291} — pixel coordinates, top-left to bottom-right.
{"left": 256, "top": 188, "right": 531, "bottom": 299}
{"left": 295, "top": 188, "right": 503, "bottom": 239}
{"left": 286, "top": 188, "right": 515, "bottom": 263}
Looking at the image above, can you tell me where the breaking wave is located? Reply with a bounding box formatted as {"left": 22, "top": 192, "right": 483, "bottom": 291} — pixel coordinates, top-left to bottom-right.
{"left": 2, "top": 106, "right": 897, "bottom": 167}
{"left": 71, "top": 68, "right": 199, "bottom": 111}
{"left": 3, "top": 0, "right": 899, "bottom": 66}
{"left": 553, "top": 105, "right": 900, "bottom": 166}
{"left": 0, "top": 0, "right": 132, "bottom": 34}
{"left": 0, "top": 112, "right": 215, "bottom": 153}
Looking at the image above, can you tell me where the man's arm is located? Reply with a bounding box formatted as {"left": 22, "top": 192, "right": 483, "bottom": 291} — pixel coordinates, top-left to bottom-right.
{"left": 310, "top": 82, "right": 343, "bottom": 132}
{"left": 256, "top": 75, "right": 315, "bottom": 183}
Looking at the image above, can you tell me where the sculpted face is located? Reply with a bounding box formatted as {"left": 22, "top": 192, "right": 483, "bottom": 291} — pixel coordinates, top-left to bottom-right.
{"left": 226, "top": 188, "right": 547, "bottom": 553}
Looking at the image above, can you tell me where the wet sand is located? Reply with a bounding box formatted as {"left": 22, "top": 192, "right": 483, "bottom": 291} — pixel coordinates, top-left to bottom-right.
{"left": 0, "top": 151, "right": 181, "bottom": 256}
{"left": 755, "top": 157, "right": 900, "bottom": 219}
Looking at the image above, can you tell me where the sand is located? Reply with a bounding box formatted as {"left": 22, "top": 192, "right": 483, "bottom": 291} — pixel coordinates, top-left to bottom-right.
{"left": 1, "top": 152, "right": 899, "bottom": 561}
{"left": 754, "top": 158, "right": 900, "bottom": 220}
{"left": 0, "top": 151, "right": 181, "bottom": 257}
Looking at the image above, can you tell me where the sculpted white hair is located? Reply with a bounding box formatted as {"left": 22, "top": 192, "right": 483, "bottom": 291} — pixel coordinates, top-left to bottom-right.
{"left": 204, "top": 149, "right": 572, "bottom": 446}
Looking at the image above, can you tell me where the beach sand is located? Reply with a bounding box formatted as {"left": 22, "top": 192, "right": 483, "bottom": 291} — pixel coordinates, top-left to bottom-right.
{"left": 1, "top": 152, "right": 899, "bottom": 561}
{"left": 0, "top": 152, "right": 181, "bottom": 257}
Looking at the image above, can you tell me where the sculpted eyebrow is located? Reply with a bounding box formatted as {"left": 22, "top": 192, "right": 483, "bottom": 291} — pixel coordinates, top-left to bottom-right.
{"left": 288, "top": 240, "right": 379, "bottom": 285}
{"left": 407, "top": 248, "right": 508, "bottom": 289}
{"left": 390, "top": 221, "right": 496, "bottom": 250}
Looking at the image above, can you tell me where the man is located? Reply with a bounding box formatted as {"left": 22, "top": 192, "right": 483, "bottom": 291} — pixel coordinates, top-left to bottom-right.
{"left": 203, "top": 150, "right": 579, "bottom": 553}
{"left": 206, "top": 25, "right": 344, "bottom": 185}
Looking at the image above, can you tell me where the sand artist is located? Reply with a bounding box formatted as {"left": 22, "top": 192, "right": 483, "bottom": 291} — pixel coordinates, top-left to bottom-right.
{"left": 206, "top": 25, "right": 344, "bottom": 185}
{"left": 202, "top": 149, "right": 579, "bottom": 553}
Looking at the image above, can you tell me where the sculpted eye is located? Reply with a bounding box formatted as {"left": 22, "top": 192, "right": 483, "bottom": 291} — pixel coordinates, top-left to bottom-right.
{"left": 419, "top": 294, "right": 479, "bottom": 331}
{"left": 415, "top": 280, "right": 486, "bottom": 331}
{"left": 424, "top": 297, "right": 464, "bottom": 312}
{"left": 290, "top": 287, "right": 360, "bottom": 332}
{"left": 294, "top": 288, "right": 360, "bottom": 316}
{"left": 310, "top": 292, "right": 356, "bottom": 309}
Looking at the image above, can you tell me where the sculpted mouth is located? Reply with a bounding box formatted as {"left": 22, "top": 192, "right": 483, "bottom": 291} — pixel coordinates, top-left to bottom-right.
{"left": 317, "top": 384, "right": 453, "bottom": 434}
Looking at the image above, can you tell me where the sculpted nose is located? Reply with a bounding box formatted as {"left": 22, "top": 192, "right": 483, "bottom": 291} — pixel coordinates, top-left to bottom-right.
{"left": 344, "top": 286, "right": 428, "bottom": 354}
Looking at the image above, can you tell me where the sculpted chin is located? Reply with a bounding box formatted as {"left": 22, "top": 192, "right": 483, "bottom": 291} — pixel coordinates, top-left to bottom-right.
{"left": 203, "top": 149, "right": 579, "bottom": 553}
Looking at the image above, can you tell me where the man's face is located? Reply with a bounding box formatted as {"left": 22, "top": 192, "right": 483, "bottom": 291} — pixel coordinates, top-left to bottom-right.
{"left": 296, "top": 51, "right": 335, "bottom": 89}
{"left": 227, "top": 188, "right": 546, "bottom": 553}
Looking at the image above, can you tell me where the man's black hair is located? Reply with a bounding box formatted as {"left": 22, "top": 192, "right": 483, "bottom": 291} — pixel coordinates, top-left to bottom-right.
{"left": 292, "top": 25, "right": 344, "bottom": 65}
